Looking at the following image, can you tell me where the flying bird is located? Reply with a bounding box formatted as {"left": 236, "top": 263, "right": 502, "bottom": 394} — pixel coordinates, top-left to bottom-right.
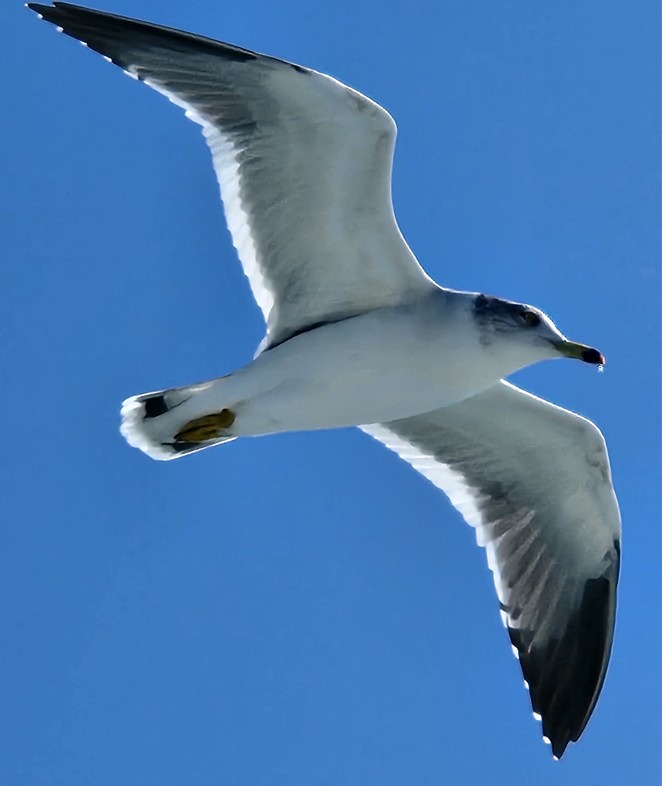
{"left": 29, "top": 2, "right": 621, "bottom": 759}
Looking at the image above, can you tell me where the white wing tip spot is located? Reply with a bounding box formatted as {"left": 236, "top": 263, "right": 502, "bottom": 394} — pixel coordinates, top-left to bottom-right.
{"left": 510, "top": 645, "right": 520, "bottom": 660}
{"left": 532, "top": 712, "right": 542, "bottom": 722}
{"left": 542, "top": 736, "right": 561, "bottom": 761}
{"left": 55, "top": 25, "right": 64, "bottom": 33}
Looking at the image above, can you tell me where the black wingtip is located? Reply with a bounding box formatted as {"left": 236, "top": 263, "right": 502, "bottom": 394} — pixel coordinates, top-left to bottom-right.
{"left": 26, "top": 1, "right": 261, "bottom": 67}
{"left": 26, "top": 2, "right": 64, "bottom": 18}
{"left": 26, "top": 2, "right": 312, "bottom": 76}
{"left": 509, "top": 560, "right": 618, "bottom": 758}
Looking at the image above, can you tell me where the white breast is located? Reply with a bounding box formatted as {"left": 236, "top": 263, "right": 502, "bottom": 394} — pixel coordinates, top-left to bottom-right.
{"left": 220, "top": 300, "right": 508, "bottom": 436}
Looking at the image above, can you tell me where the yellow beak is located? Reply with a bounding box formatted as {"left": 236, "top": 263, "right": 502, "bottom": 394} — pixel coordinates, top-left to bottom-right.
{"left": 552, "top": 340, "right": 605, "bottom": 365}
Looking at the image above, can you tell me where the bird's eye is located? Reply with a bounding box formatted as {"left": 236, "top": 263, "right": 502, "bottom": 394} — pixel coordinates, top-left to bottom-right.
{"left": 521, "top": 310, "right": 541, "bottom": 327}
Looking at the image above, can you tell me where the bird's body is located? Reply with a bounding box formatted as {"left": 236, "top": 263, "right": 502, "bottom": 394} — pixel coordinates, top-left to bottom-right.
{"left": 29, "top": 2, "right": 621, "bottom": 759}
{"left": 128, "top": 290, "right": 548, "bottom": 450}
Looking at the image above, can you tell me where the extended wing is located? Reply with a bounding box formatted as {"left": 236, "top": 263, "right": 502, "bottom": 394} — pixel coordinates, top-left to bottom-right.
{"left": 364, "top": 381, "right": 620, "bottom": 757}
{"left": 30, "top": 2, "right": 434, "bottom": 349}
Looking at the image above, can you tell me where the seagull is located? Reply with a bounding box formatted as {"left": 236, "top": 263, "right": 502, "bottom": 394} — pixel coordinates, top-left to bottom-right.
{"left": 29, "top": 2, "right": 621, "bottom": 758}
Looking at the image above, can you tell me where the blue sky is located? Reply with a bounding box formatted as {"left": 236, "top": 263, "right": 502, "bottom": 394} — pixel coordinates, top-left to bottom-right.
{"left": 4, "top": 0, "right": 660, "bottom": 783}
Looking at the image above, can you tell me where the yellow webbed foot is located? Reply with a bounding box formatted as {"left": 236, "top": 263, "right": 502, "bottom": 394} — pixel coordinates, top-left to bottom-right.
{"left": 174, "top": 409, "right": 236, "bottom": 443}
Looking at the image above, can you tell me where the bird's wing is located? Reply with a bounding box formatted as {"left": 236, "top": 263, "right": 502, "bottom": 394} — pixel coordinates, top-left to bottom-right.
{"left": 30, "top": 2, "right": 434, "bottom": 349}
{"left": 362, "top": 380, "right": 621, "bottom": 758}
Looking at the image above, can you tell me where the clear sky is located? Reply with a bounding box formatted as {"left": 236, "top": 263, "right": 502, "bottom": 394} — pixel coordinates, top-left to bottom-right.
{"left": 4, "top": 1, "right": 660, "bottom": 784}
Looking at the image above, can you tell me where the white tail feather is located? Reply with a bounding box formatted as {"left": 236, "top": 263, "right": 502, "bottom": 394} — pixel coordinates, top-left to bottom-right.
{"left": 120, "top": 381, "right": 235, "bottom": 460}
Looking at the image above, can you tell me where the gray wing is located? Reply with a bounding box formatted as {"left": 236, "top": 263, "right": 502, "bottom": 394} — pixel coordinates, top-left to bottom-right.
{"left": 363, "top": 381, "right": 621, "bottom": 758}
{"left": 29, "top": 3, "right": 433, "bottom": 349}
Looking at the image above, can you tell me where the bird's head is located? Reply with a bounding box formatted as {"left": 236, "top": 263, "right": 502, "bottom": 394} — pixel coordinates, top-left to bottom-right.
{"left": 472, "top": 293, "right": 605, "bottom": 370}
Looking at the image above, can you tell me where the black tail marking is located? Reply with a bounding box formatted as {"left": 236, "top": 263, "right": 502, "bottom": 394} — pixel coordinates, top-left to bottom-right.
{"left": 143, "top": 395, "right": 169, "bottom": 419}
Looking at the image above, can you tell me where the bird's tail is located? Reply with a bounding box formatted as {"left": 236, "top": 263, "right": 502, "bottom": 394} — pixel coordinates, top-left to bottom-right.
{"left": 120, "top": 379, "right": 236, "bottom": 460}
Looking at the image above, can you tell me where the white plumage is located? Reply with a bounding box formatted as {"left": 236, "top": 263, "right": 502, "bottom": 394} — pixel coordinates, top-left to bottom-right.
{"left": 30, "top": 2, "right": 621, "bottom": 759}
